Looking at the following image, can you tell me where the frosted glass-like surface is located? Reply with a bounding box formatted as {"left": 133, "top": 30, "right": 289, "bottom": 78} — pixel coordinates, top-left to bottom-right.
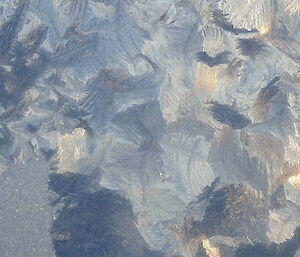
{"left": 0, "top": 0, "right": 300, "bottom": 256}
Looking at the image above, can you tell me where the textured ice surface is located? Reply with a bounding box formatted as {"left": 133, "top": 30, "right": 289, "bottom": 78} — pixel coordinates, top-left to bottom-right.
{"left": 1, "top": 0, "right": 300, "bottom": 256}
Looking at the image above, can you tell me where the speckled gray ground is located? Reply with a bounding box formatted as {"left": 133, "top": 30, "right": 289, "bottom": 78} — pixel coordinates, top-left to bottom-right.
{"left": 0, "top": 0, "right": 300, "bottom": 257}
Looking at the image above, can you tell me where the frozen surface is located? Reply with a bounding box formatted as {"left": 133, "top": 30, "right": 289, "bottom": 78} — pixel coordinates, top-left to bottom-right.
{"left": 0, "top": 0, "right": 300, "bottom": 256}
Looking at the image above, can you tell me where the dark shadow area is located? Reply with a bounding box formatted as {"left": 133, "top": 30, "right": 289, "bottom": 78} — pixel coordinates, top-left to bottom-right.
{"left": 235, "top": 227, "right": 300, "bottom": 257}
{"left": 237, "top": 38, "right": 268, "bottom": 58}
{"left": 0, "top": 0, "right": 49, "bottom": 122}
{"left": 257, "top": 76, "right": 280, "bottom": 104}
{"left": 181, "top": 180, "right": 269, "bottom": 242}
{"left": 213, "top": 10, "right": 258, "bottom": 35}
{"left": 209, "top": 102, "right": 251, "bottom": 129}
{"left": 195, "top": 51, "right": 232, "bottom": 67}
{"left": 48, "top": 172, "right": 164, "bottom": 257}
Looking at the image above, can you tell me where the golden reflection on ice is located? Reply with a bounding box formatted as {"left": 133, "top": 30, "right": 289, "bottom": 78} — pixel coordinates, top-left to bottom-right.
{"left": 195, "top": 63, "right": 218, "bottom": 91}
{"left": 288, "top": 173, "right": 300, "bottom": 190}
{"left": 202, "top": 238, "right": 220, "bottom": 257}
{"left": 57, "top": 128, "right": 86, "bottom": 172}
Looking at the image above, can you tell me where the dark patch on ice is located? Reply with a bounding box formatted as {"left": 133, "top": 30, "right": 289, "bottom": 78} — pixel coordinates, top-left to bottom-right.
{"left": 49, "top": 172, "right": 164, "bottom": 257}
{"left": 195, "top": 51, "right": 232, "bottom": 67}
{"left": 181, "top": 182, "right": 269, "bottom": 242}
{"left": 213, "top": 10, "right": 258, "bottom": 35}
{"left": 209, "top": 102, "right": 251, "bottom": 129}
{"left": 237, "top": 38, "right": 268, "bottom": 57}
{"left": 235, "top": 227, "right": 300, "bottom": 257}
